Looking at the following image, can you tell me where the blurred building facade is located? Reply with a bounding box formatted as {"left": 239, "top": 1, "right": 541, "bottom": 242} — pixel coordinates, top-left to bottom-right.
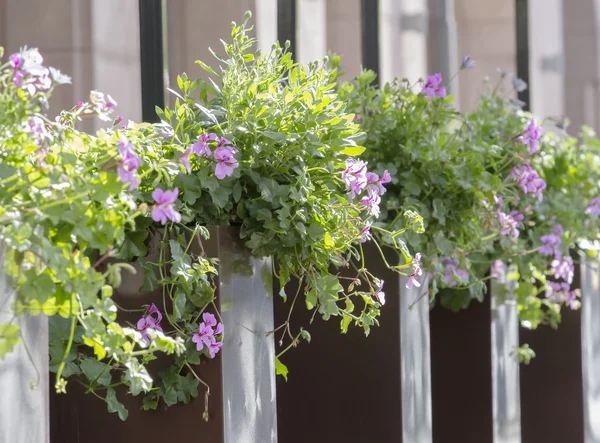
{"left": 0, "top": 0, "right": 599, "bottom": 134}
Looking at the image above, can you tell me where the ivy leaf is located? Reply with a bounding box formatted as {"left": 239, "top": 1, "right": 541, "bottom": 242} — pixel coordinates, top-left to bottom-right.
{"left": 106, "top": 388, "right": 129, "bottom": 421}
{"left": 80, "top": 357, "right": 111, "bottom": 386}
{"left": 0, "top": 323, "right": 20, "bottom": 358}
{"left": 173, "top": 291, "right": 187, "bottom": 320}
{"left": 275, "top": 357, "right": 289, "bottom": 381}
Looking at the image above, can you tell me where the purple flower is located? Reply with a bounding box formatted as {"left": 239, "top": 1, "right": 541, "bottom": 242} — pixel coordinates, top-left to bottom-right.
{"left": 359, "top": 222, "right": 373, "bottom": 243}
{"left": 512, "top": 76, "right": 528, "bottom": 93}
{"left": 421, "top": 73, "right": 446, "bottom": 99}
{"left": 406, "top": 253, "right": 423, "bottom": 289}
{"left": 342, "top": 158, "right": 368, "bottom": 198}
{"left": 585, "top": 198, "right": 600, "bottom": 216}
{"left": 180, "top": 148, "right": 192, "bottom": 173}
{"left": 9, "top": 53, "right": 22, "bottom": 70}
{"left": 360, "top": 192, "right": 381, "bottom": 218}
{"left": 374, "top": 279, "right": 385, "bottom": 305}
{"left": 491, "top": 260, "right": 506, "bottom": 282}
{"left": 192, "top": 322, "right": 215, "bottom": 352}
{"left": 117, "top": 137, "right": 141, "bottom": 191}
{"left": 366, "top": 169, "right": 391, "bottom": 196}
{"left": 202, "top": 312, "right": 217, "bottom": 328}
{"left": 136, "top": 303, "right": 164, "bottom": 347}
{"left": 550, "top": 256, "right": 574, "bottom": 284}
{"left": 513, "top": 165, "right": 546, "bottom": 202}
{"left": 191, "top": 133, "right": 218, "bottom": 157}
{"left": 214, "top": 145, "right": 239, "bottom": 179}
{"left": 498, "top": 210, "right": 522, "bottom": 238}
{"left": 443, "top": 258, "right": 469, "bottom": 287}
{"left": 546, "top": 281, "right": 580, "bottom": 309}
{"left": 89, "top": 91, "right": 117, "bottom": 121}
{"left": 151, "top": 188, "right": 182, "bottom": 224}
{"left": 8, "top": 48, "right": 50, "bottom": 95}
{"left": 521, "top": 119, "right": 542, "bottom": 154}
{"left": 192, "top": 312, "right": 224, "bottom": 357}
{"left": 208, "top": 341, "right": 224, "bottom": 358}
{"left": 540, "top": 225, "right": 562, "bottom": 258}
{"left": 461, "top": 55, "right": 476, "bottom": 70}
{"left": 113, "top": 115, "right": 124, "bottom": 126}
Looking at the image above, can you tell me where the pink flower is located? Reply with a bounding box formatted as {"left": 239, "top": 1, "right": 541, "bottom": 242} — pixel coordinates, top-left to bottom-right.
{"left": 521, "top": 119, "right": 542, "bottom": 154}
{"left": 214, "top": 146, "right": 239, "bottom": 179}
{"left": 540, "top": 225, "right": 562, "bottom": 258}
{"left": 342, "top": 159, "right": 368, "bottom": 198}
{"left": 136, "top": 303, "right": 164, "bottom": 347}
{"left": 421, "top": 73, "right": 446, "bottom": 99}
{"left": 443, "top": 257, "right": 469, "bottom": 287}
{"left": 192, "top": 312, "right": 224, "bottom": 357}
{"left": 359, "top": 222, "right": 373, "bottom": 243}
{"left": 366, "top": 170, "right": 391, "bottom": 196}
{"left": 180, "top": 148, "right": 192, "bottom": 173}
{"left": 513, "top": 165, "right": 546, "bottom": 202}
{"left": 117, "top": 137, "right": 141, "bottom": 191}
{"left": 406, "top": 253, "right": 423, "bottom": 289}
{"left": 585, "top": 198, "right": 600, "bottom": 216}
{"left": 191, "top": 133, "right": 218, "bottom": 156}
{"left": 192, "top": 323, "right": 215, "bottom": 352}
{"left": 374, "top": 279, "right": 385, "bottom": 305}
{"left": 491, "top": 260, "right": 506, "bottom": 282}
{"left": 151, "top": 188, "right": 182, "bottom": 224}
{"left": 360, "top": 192, "right": 381, "bottom": 218}
{"left": 550, "top": 256, "right": 574, "bottom": 284}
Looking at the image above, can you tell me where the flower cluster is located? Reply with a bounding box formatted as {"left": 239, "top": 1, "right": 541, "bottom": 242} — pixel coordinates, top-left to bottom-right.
{"left": 546, "top": 281, "right": 580, "bottom": 309}
{"left": 136, "top": 304, "right": 164, "bottom": 347}
{"left": 539, "top": 225, "right": 563, "bottom": 259}
{"left": 550, "top": 255, "right": 575, "bottom": 285}
{"left": 421, "top": 73, "right": 446, "bottom": 99}
{"left": 88, "top": 90, "right": 117, "bottom": 121}
{"left": 442, "top": 257, "right": 469, "bottom": 288}
{"left": 117, "top": 137, "right": 142, "bottom": 190}
{"left": 341, "top": 159, "right": 390, "bottom": 218}
{"left": 151, "top": 188, "right": 182, "bottom": 225}
{"left": 8, "top": 47, "right": 63, "bottom": 96}
{"left": 513, "top": 165, "right": 546, "bottom": 202}
{"left": 192, "top": 313, "right": 224, "bottom": 358}
{"left": 181, "top": 134, "right": 239, "bottom": 179}
{"left": 521, "top": 119, "right": 542, "bottom": 154}
{"left": 406, "top": 253, "right": 423, "bottom": 289}
{"left": 585, "top": 198, "right": 600, "bottom": 216}
{"left": 494, "top": 195, "right": 523, "bottom": 238}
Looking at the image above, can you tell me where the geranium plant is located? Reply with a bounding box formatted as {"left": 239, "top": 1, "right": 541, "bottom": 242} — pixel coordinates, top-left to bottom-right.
{"left": 340, "top": 59, "right": 600, "bottom": 355}
{"left": 0, "top": 13, "right": 420, "bottom": 420}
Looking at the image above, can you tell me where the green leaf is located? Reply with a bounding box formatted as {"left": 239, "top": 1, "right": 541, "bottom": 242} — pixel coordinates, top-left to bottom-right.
{"left": 342, "top": 146, "right": 366, "bottom": 156}
{"left": 275, "top": 357, "right": 288, "bottom": 381}
{"left": 80, "top": 357, "right": 111, "bottom": 386}
{"left": 106, "top": 388, "right": 129, "bottom": 421}
{"left": 0, "top": 323, "right": 20, "bottom": 358}
{"left": 173, "top": 292, "right": 187, "bottom": 320}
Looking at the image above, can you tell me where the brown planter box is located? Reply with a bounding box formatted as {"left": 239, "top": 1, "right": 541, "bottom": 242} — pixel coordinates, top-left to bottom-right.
{"left": 275, "top": 243, "right": 432, "bottom": 442}
{"left": 430, "top": 293, "right": 494, "bottom": 443}
{"left": 50, "top": 227, "right": 277, "bottom": 443}
{"left": 519, "top": 265, "right": 584, "bottom": 443}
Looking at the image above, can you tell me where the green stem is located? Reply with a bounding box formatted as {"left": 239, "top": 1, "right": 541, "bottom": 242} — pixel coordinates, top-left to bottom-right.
{"left": 55, "top": 315, "right": 76, "bottom": 386}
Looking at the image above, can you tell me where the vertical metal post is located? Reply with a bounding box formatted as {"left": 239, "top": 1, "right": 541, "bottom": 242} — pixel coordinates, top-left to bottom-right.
{"left": 361, "top": 0, "right": 380, "bottom": 84}
{"left": 277, "top": 0, "right": 297, "bottom": 56}
{"left": 139, "top": 0, "right": 166, "bottom": 122}
{"left": 515, "top": 0, "right": 530, "bottom": 110}
{"left": 0, "top": 250, "right": 49, "bottom": 443}
{"left": 427, "top": 0, "right": 460, "bottom": 103}
{"left": 580, "top": 260, "right": 600, "bottom": 443}
{"left": 491, "top": 265, "right": 522, "bottom": 443}
{"left": 400, "top": 276, "right": 433, "bottom": 443}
